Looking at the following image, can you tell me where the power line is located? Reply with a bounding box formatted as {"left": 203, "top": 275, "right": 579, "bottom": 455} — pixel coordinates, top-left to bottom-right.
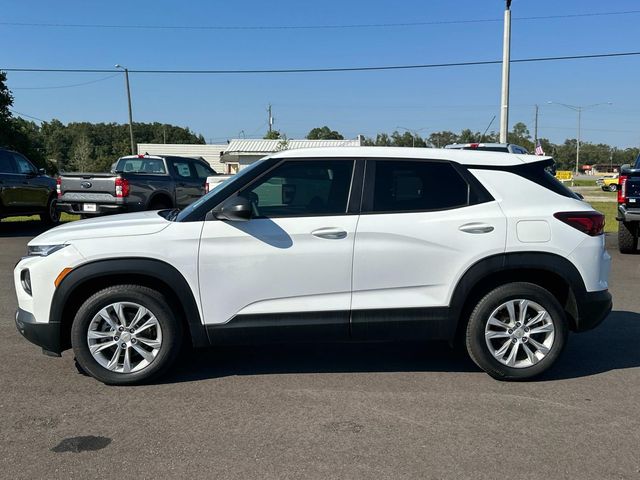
{"left": 2, "top": 51, "right": 639, "bottom": 75}
{"left": 9, "top": 108, "right": 47, "bottom": 122}
{"left": 10, "top": 73, "right": 120, "bottom": 90}
{"left": 1, "top": 10, "right": 638, "bottom": 31}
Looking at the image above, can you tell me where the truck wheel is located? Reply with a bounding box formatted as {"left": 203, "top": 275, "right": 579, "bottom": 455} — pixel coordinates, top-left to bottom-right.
{"left": 465, "top": 282, "right": 568, "bottom": 381}
{"left": 40, "top": 195, "right": 60, "bottom": 225}
{"left": 71, "top": 285, "right": 183, "bottom": 385}
{"left": 618, "top": 221, "right": 639, "bottom": 254}
{"left": 608, "top": 184, "right": 618, "bottom": 192}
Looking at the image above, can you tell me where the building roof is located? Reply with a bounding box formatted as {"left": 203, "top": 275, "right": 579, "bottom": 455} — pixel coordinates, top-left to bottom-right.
{"left": 268, "top": 146, "right": 551, "bottom": 167}
{"left": 137, "top": 143, "right": 227, "bottom": 156}
{"left": 225, "top": 138, "right": 361, "bottom": 154}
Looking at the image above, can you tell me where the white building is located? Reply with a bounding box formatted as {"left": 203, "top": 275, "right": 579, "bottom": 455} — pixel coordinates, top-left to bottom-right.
{"left": 137, "top": 137, "right": 363, "bottom": 174}
{"left": 221, "top": 138, "right": 362, "bottom": 173}
{"left": 137, "top": 143, "right": 227, "bottom": 173}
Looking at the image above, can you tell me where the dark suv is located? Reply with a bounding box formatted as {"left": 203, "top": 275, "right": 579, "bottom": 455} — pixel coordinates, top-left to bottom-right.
{"left": 0, "top": 148, "right": 59, "bottom": 224}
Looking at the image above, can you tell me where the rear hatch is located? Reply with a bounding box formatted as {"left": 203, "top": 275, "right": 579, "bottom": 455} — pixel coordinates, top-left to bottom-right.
{"left": 620, "top": 164, "right": 640, "bottom": 206}
{"left": 59, "top": 173, "right": 118, "bottom": 205}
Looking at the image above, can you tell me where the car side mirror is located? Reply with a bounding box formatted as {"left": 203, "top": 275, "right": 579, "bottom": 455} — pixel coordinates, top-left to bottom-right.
{"left": 211, "top": 195, "right": 253, "bottom": 222}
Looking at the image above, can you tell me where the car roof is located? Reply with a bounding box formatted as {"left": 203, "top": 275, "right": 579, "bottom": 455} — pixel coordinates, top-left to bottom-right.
{"left": 268, "top": 146, "right": 550, "bottom": 167}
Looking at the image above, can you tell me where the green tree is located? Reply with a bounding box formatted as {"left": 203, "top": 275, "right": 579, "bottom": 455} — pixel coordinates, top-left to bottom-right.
{"left": 427, "top": 131, "right": 458, "bottom": 148}
{"left": 306, "top": 126, "right": 344, "bottom": 140}
{"left": 0, "top": 71, "right": 13, "bottom": 124}
{"left": 263, "top": 130, "right": 282, "bottom": 139}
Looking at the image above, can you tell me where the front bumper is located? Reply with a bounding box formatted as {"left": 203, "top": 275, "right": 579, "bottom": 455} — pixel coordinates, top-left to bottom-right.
{"left": 15, "top": 308, "right": 62, "bottom": 356}
{"left": 574, "top": 289, "right": 612, "bottom": 332}
{"left": 617, "top": 204, "right": 640, "bottom": 222}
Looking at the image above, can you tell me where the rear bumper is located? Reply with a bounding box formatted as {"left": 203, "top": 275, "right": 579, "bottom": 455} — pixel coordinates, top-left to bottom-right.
{"left": 15, "top": 308, "right": 62, "bottom": 356}
{"left": 617, "top": 205, "right": 640, "bottom": 222}
{"left": 57, "top": 201, "right": 142, "bottom": 216}
{"left": 574, "top": 289, "right": 612, "bottom": 332}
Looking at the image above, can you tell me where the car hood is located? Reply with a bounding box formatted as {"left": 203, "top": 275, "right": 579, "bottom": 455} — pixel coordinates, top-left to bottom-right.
{"left": 29, "top": 211, "right": 172, "bottom": 246}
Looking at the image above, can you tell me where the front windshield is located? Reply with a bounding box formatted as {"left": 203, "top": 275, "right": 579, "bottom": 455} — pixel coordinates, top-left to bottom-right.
{"left": 175, "top": 160, "right": 266, "bottom": 222}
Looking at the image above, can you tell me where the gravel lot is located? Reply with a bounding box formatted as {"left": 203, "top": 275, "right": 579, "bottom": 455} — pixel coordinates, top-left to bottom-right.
{"left": 0, "top": 220, "right": 639, "bottom": 480}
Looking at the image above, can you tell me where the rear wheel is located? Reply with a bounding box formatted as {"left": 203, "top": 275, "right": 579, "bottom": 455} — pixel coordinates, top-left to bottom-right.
{"left": 40, "top": 195, "right": 60, "bottom": 225}
{"left": 466, "top": 282, "right": 568, "bottom": 380}
{"left": 71, "top": 285, "right": 183, "bottom": 385}
{"left": 618, "top": 221, "right": 639, "bottom": 254}
{"left": 149, "top": 198, "right": 172, "bottom": 210}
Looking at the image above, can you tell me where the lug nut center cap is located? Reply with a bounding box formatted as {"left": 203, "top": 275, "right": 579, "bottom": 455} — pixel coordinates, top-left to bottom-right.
{"left": 120, "top": 332, "right": 132, "bottom": 343}
{"left": 514, "top": 328, "right": 524, "bottom": 339}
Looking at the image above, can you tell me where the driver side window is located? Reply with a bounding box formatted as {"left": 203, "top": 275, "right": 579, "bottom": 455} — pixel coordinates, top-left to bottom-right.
{"left": 239, "top": 160, "right": 354, "bottom": 218}
{"left": 13, "top": 153, "right": 35, "bottom": 175}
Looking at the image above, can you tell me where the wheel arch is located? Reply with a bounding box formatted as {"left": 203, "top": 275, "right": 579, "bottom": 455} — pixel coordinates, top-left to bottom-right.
{"left": 52, "top": 257, "right": 208, "bottom": 351}
{"left": 146, "top": 191, "right": 174, "bottom": 209}
{"left": 449, "top": 252, "right": 586, "bottom": 343}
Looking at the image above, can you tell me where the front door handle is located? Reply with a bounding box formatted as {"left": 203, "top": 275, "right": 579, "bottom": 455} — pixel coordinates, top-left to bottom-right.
{"left": 311, "top": 227, "right": 347, "bottom": 239}
{"left": 459, "top": 223, "right": 494, "bottom": 234}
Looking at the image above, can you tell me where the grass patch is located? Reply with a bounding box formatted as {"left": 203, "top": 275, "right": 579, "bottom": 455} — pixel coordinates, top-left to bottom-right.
{"left": 588, "top": 201, "right": 618, "bottom": 233}
{"left": 572, "top": 179, "right": 599, "bottom": 187}
{"left": 0, "top": 213, "right": 80, "bottom": 223}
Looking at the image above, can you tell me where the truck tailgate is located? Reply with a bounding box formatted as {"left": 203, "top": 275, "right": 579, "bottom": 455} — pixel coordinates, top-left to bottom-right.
{"left": 59, "top": 174, "right": 117, "bottom": 204}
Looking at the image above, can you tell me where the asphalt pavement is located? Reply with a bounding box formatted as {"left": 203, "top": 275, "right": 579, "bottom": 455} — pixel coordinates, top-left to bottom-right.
{"left": 0, "top": 219, "right": 639, "bottom": 480}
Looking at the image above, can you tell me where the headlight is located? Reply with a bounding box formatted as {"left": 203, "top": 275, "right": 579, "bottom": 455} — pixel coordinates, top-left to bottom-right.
{"left": 27, "top": 244, "right": 69, "bottom": 257}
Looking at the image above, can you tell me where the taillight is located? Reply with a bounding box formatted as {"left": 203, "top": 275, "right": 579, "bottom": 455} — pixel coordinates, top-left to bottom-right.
{"left": 618, "top": 175, "right": 628, "bottom": 204}
{"left": 554, "top": 211, "right": 605, "bottom": 236}
{"left": 115, "top": 177, "right": 130, "bottom": 198}
{"left": 204, "top": 181, "right": 210, "bottom": 194}
{"left": 56, "top": 177, "right": 62, "bottom": 198}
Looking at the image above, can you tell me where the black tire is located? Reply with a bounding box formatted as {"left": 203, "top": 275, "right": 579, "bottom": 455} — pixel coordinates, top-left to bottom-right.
{"left": 465, "top": 282, "right": 568, "bottom": 381}
{"left": 618, "top": 221, "right": 638, "bottom": 254}
{"left": 148, "top": 198, "right": 172, "bottom": 210}
{"left": 40, "top": 195, "right": 60, "bottom": 225}
{"left": 71, "top": 285, "right": 183, "bottom": 385}
{"left": 608, "top": 183, "right": 618, "bottom": 192}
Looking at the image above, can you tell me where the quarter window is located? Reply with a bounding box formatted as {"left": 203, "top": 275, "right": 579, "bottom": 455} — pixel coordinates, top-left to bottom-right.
{"left": 193, "top": 162, "right": 214, "bottom": 179}
{"left": 239, "top": 160, "right": 354, "bottom": 217}
{"left": 368, "top": 160, "right": 470, "bottom": 213}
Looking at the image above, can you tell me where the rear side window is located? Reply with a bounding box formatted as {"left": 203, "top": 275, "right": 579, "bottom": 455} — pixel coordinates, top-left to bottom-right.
{"left": 0, "top": 151, "right": 17, "bottom": 174}
{"left": 170, "top": 160, "right": 194, "bottom": 178}
{"left": 513, "top": 160, "right": 579, "bottom": 199}
{"left": 366, "top": 160, "right": 471, "bottom": 213}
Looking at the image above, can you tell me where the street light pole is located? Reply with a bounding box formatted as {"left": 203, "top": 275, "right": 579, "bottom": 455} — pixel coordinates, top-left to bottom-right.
{"left": 396, "top": 126, "right": 427, "bottom": 147}
{"left": 547, "top": 101, "right": 611, "bottom": 175}
{"left": 115, "top": 64, "right": 135, "bottom": 155}
{"left": 499, "top": 0, "right": 512, "bottom": 143}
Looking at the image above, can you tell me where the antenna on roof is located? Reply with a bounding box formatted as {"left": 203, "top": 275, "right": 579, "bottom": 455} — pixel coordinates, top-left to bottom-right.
{"left": 480, "top": 115, "right": 496, "bottom": 143}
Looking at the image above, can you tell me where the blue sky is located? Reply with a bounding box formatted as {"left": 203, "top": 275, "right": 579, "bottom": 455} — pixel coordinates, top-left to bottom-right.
{"left": 2, "top": 0, "right": 639, "bottom": 147}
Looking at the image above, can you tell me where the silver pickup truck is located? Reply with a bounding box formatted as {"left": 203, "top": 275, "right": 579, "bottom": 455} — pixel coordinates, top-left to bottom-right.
{"left": 56, "top": 154, "right": 219, "bottom": 217}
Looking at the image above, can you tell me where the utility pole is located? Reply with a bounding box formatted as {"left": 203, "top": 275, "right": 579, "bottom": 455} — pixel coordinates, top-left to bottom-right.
{"left": 534, "top": 104, "right": 539, "bottom": 145}
{"left": 267, "top": 104, "right": 273, "bottom": 133}
{"left": 499, "top": 0, "right": 512, "bottom": 143}
{"left": 115, "top": 64, "right": 135, "bottom": 155}
{"left": 547, "top": 101, "right": 612, "bottom": 175}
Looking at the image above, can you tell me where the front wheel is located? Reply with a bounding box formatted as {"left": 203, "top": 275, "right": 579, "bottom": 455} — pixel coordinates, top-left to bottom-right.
{"left": 608, "top": 184, "right": 618, "bottom": 192}
{"left": 466, "top": 283, "right": 568, "bottom": 380}
{"left": 71, "top": 285, "right": 183, "bottom": 385}
{"left": 40, "top": 195, "right": 60, "bottom": 225}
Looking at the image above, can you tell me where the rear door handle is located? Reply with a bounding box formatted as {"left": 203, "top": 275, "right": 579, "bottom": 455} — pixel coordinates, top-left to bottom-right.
{"left": 459, "top": 223, "right": 494, "bottom": 234}
{"left": 311, "top": 227, "right": 347, "bottom": 239}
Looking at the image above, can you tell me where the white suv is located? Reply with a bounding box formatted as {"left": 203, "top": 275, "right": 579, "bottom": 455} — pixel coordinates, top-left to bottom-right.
{"left": 14, "top": 147, "right": 612, "bottom": 384}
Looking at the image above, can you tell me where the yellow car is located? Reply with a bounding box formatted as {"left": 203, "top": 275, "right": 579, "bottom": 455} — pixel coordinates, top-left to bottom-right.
{"left": 596, "top": 175, "right": 619, "bottom": 192}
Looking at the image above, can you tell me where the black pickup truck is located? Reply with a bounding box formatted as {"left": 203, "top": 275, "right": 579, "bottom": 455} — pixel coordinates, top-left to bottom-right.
{"left": 56, "top": 155, "right": 217, "bottom": 217}
{"left": 617, "top": 155, "right": 640, "bottom": 253}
